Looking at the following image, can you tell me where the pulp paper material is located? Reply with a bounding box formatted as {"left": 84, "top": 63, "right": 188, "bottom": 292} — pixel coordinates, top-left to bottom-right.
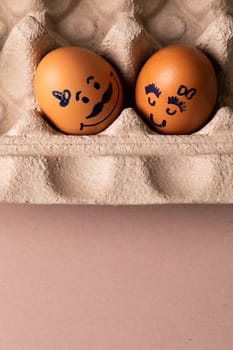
{"left": 0, "top": 0, "right": 232, "bottom": 204}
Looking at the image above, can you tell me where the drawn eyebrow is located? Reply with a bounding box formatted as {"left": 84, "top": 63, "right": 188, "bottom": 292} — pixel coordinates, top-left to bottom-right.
{"left": 87, "top": 76, "right": 94, "bottom": 84}
{"left": 76, "top": 90, "right": 82, "bottom": 101}
{"left": 167, "top": 96, "right": 186, "bottom": 112}
{"left": 145, "top": 83, "right": 162, "bottom": 98}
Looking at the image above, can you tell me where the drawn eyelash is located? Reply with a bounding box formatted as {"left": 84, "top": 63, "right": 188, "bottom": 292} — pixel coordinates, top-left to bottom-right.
{"left": 145, "top": 83, "right": 162, "bottom": 98}
{"left": 167, "top": 96, "right": 186, "bottom": 112}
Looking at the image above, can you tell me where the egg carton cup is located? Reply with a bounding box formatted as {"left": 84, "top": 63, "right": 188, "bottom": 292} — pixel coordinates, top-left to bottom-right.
{"left": 0, "top": 0, "right": 232, "bottom": 204}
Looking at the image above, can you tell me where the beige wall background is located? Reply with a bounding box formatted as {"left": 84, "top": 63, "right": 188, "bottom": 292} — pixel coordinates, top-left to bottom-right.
{"left": 0, "top": 204, "right": 232, "bottom": 350}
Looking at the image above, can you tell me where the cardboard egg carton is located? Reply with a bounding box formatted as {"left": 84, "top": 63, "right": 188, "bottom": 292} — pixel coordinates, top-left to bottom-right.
{"left": 0, "top": 0, "right": 232, "bottom": 204}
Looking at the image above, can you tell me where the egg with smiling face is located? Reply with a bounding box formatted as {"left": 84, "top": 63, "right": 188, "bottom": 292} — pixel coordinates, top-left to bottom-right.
{"left": 34, "top": 46, "right": 123, "bottom": 135}
{"left": 135, "top": 45, "right": 218, "bottom": 134}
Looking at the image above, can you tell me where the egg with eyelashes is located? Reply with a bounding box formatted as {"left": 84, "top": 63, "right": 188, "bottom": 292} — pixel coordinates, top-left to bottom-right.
{"left": 34, "top": 46, "right": 123, "bottom": 135}
{"left": 135, "top": 44, "right": 218, "bottom": 134}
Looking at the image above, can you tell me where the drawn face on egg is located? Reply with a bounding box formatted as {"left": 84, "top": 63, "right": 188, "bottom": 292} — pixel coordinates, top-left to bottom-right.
{"left": 144, "top": 82, "right": 197, "bottom": 129}
{"left": 135, "top": 45, "right": 218, "bottom": 134}
{"left": 51, "top": 71, "right": 121, "bottom": 132}
{"left": 34, "top": 46, "right": 123, "bottom": 135}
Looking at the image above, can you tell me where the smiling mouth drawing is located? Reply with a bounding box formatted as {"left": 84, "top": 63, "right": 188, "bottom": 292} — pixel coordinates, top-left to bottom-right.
{"left": 149, "top": 113, "right": 167, "bottom": 128}
{"left": 80, "top": 73, "right": 120, "bottom": 131}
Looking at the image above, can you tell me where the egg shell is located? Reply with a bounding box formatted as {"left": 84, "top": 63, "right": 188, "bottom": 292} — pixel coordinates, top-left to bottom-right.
{"left": 34, "top": 46, "right": 124, "bottom": 135}
{"left": 135, "top": 45, "right": 218, "bottom": 134}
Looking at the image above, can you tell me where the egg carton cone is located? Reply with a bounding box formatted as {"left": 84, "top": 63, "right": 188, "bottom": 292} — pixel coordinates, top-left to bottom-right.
{"left": 0, "top": 0, "right": 232, "bottom": 204}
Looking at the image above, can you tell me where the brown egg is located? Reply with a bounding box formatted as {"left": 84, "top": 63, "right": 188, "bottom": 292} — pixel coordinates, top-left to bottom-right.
{"left": 135, "top": 45, "right": 218, "bottom": 134}
{"left": 34, "top": 46, "right": 123, "bottom": 135}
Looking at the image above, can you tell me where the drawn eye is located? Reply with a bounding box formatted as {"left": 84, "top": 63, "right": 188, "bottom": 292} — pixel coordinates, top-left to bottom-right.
{"left": 148, "top": 97, "right": 156, "bottom": 106}
{"left": 76, "top": 91, "right": 89, "bottom": 103}
{"left": 166, "top": 107, "right": 177, "bottom": 116}
{"left": 87, "top": 76, "right": 101, "bottom": 90}
{"left": 82, "top": 96, "right": 89, "bottom": 103}
{"left": 87, "top": 76, "right": 94, "bottom": 84}
{"left": 167, "top": 96, "right": 186, "bottom": 115}
{"left": 94, "top": 82, "right": 100, "bottom": 90}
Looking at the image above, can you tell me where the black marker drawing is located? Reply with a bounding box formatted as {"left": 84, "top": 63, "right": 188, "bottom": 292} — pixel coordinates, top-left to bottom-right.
{"left": 177, "top": 84, "right": 197, "bottom": 99}
{"left": 87, "top": 75, "right": 101, "bottom": 90}
{"left": 76, "top": 90, "right": 82, "bottom": 101}
{"left": 148, "top": 97, "right": 156, "bottom": 106}
{"left": 76, "top": 91, "right": 89, "bottom": 103}
{"left": 85, "top": 82, "right": 113, "bottom": 119}
{"left": 166, "top": 96, "right": 186, "bottom": 115}
{"left": 52, "top": 89, "right": 71, "bottom": 107}
{"left": 86, "top": 75, "right": 94, "bottom": 84}
{"left": 149, "top": 114, "right": 167, "bottom": 128}
{"left": 145, "top": 83, "right": 162, "bottom": 106}
{"left": 52, "top": 71, "right": 120, "bottom": 130}
{"left": 80, "top": 71, "right": 120, "bottom": 131}
{"left": 94, "top": 82, "right": 100, "bottom": 90}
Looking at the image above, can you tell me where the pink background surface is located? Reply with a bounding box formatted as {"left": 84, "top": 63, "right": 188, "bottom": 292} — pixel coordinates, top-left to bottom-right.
{"left": 0, "top": 204, "right": 232, "bottom": 350}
